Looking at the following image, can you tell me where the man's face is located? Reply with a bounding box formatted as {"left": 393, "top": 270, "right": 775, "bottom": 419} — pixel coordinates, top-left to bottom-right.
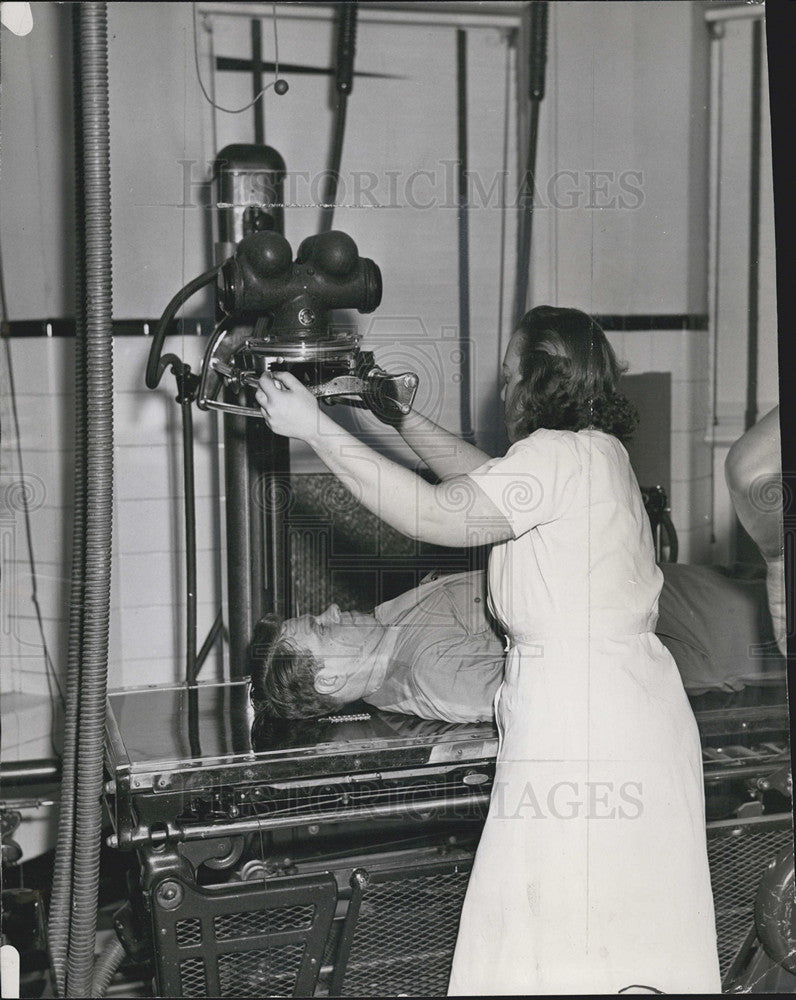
{"left": 281, "top": 605, "right": 387, "bottom": 704}
{"left": 281, "top": 604, "right": 356, "bottom": 662}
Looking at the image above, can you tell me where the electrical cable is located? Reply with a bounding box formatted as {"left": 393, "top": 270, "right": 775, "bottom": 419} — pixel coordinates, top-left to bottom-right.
{"left": 145, "top": 263, "right": 221, "bottom": 389}
{"left": 191, "top": 2, "right": 287, "bottom": 115}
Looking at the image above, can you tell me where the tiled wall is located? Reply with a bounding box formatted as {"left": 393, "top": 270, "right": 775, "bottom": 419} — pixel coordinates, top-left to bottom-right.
{"left": 0, "top": 2, "right": 778, "bottom": 710}
{"left": 0, "top": 320, "right": 720, "bottom": 716}
{"left": 606, "top": 325, "right": 713, "bottom": 564}
{"left": 1, "top": 334, "right": 225, "bottom": 699}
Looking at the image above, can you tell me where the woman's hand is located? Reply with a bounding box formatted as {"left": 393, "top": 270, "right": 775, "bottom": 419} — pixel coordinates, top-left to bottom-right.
{"left": 255, "top": 371, "right": 322, "bottom": 442}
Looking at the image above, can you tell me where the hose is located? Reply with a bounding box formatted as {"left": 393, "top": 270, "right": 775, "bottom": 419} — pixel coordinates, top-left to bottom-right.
{"left": 48, "top": 9, "right": 88, "bottom": 993}
{"left": 319, "top": 1, "right": 358, "bottom": 233}
{"left": 64, "top": 4, "right": 114, "bottom": 995}
{"left": 89, "top": 937, "right": 126, "bottom": 999}
{"left": 145, "top": 263, "right": 221, "bottom": 389}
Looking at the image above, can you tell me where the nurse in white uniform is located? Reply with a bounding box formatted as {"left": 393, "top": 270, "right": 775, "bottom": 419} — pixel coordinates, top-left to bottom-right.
{"left": 256, "top": 305, "right": 721, "bottom": 995}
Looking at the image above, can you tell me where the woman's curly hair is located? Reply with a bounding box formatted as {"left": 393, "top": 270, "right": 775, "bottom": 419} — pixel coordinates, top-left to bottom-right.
{"left": 507, "top": 306, "right": 638, "bottom": 445}
{"left": 248, "top": 614, "right": 339, "bottom": 719}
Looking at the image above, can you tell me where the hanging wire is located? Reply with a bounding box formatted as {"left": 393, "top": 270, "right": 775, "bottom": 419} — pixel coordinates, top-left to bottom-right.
{"left": 272, "top": 2, "right": 280, "bottom": 78}
{"left": 191, "top": 2, "right": 283, "bottom": 114}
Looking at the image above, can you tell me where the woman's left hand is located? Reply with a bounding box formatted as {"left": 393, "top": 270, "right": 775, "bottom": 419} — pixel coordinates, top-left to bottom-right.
{"left": 255, "top": 371, "right": 321, "bottom": 441}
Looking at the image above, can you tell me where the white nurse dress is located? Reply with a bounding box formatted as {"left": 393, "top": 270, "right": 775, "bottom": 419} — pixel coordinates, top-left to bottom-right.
{"left": 447, "top": 428, "right": 721, "bottom": 996}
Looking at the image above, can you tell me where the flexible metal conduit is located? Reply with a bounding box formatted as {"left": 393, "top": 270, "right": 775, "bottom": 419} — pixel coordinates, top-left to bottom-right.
{"left": 48, "top": 9, "right": 88, "bottom": 994}
{"left": 89, "top": 937, "right": 127, "bottom": 999}
{"left": 65, "top": 4, "right": 114, "bottom": 996}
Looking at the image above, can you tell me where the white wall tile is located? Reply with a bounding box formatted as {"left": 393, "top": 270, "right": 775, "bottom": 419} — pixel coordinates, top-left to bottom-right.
{"left": 118, "top": 600, "right": 223, "bottom": 665}
{"left": 669, "top": 474, "right": 713, "bottom": 535}
{"left": 115, "top": 441, "right": 220, "bottom": 501}
{"left": 4, "top": 340, "right": 75, "bottom": 394}
{"left": 113, "top": 335, "right": 209, "bottom": 394}
{"left": 670, "top": 431, "right": 713, "bottom": 483}
{"left": 667, "top": 480, "right": 690, "bottom": 530}
{"left": 109, "top": 658, "right": 185, "bottom": 690}
{"left": 647, "top": 331, "right": 680, "bottom": 374}
{"left": 605, "top": 331, "right": 626, "bottom": 367}
{"left": 691, "top": 434, "right": 712, "bottom": 482}
{"left": 3, "top": 392, "right": 76, "bottom": 452}
{"left": 650, "top": 329, "right": 709, "bottom": 381}
{"left": 620, "top": 331, "right": 654, "bottom": 374}
{"left": 0, "top": 2, "right": 777, "bottom": 716}
{"left": 685, "top": 330, "right": 710, "bottom": 381}
{"left": 1, "top": 450, "right": 74, "bottom": 510}
{"left": 113, "top": 389, "right": 181, "bottom": 446}
{"left": 671, "top": 523, "right": 714, "bottom": 566}
{"left": 0, "top": 692, "right": 56, "bottom": 752}
{"left": 115, "top": 496, "right": 220, "bottom": 554}
{"left": 118, "top": 547, "right": 221, "bottom": 609}
{"left": 670, "top": 379, "right": 710, "bottom": 433}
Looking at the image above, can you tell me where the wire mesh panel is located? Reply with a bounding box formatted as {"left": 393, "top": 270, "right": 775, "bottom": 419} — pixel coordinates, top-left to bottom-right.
{"left": 151, "top": 871, "right": 336, "bottom": 998}
{"left": 217, "top": 943, "right": 306, "bottom": 997}
{"left": 322, "top": 821, "right": 794, "bottom": 995}
{"left": 213, "top": 904, "right": 316, "bottom": 939}
{"left": 178, "top": 956, "right": 207, "bottom": 998}
{"left": 332, "top": 862, "right": 473, "bottom": 997}
{"left": 175, "top": 917, "right": 203, "bottom": 947}
{"left": 707, "top": 815, "right": 793, "bottom": 979}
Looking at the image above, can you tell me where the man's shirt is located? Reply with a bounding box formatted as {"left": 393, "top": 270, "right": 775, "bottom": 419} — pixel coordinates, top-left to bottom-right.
{"left": 363, "top": 571, "right": 505, "bottom": 722}
{"left": 358, "top": 564, "right": 782, "bottom": 721}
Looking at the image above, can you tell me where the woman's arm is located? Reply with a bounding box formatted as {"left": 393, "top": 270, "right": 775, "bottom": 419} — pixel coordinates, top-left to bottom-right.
{"left": 394, "top": 410, "right": 492, "bottom": 480}
{"left": 256, "top": 372, "right": 512, "bottom": 548}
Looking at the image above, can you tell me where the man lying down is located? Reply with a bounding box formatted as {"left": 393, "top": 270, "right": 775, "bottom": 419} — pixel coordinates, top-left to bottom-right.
{"left": 250, "top": 563, "right": 784, "bottom": 723}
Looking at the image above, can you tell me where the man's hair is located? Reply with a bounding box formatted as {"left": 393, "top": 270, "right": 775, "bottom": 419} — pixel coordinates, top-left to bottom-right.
{"left": 509, "top": 306, "right": 638, "bottom": 445}
{"left": 248, "top": 614, "right": 340, "bottom": 719}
